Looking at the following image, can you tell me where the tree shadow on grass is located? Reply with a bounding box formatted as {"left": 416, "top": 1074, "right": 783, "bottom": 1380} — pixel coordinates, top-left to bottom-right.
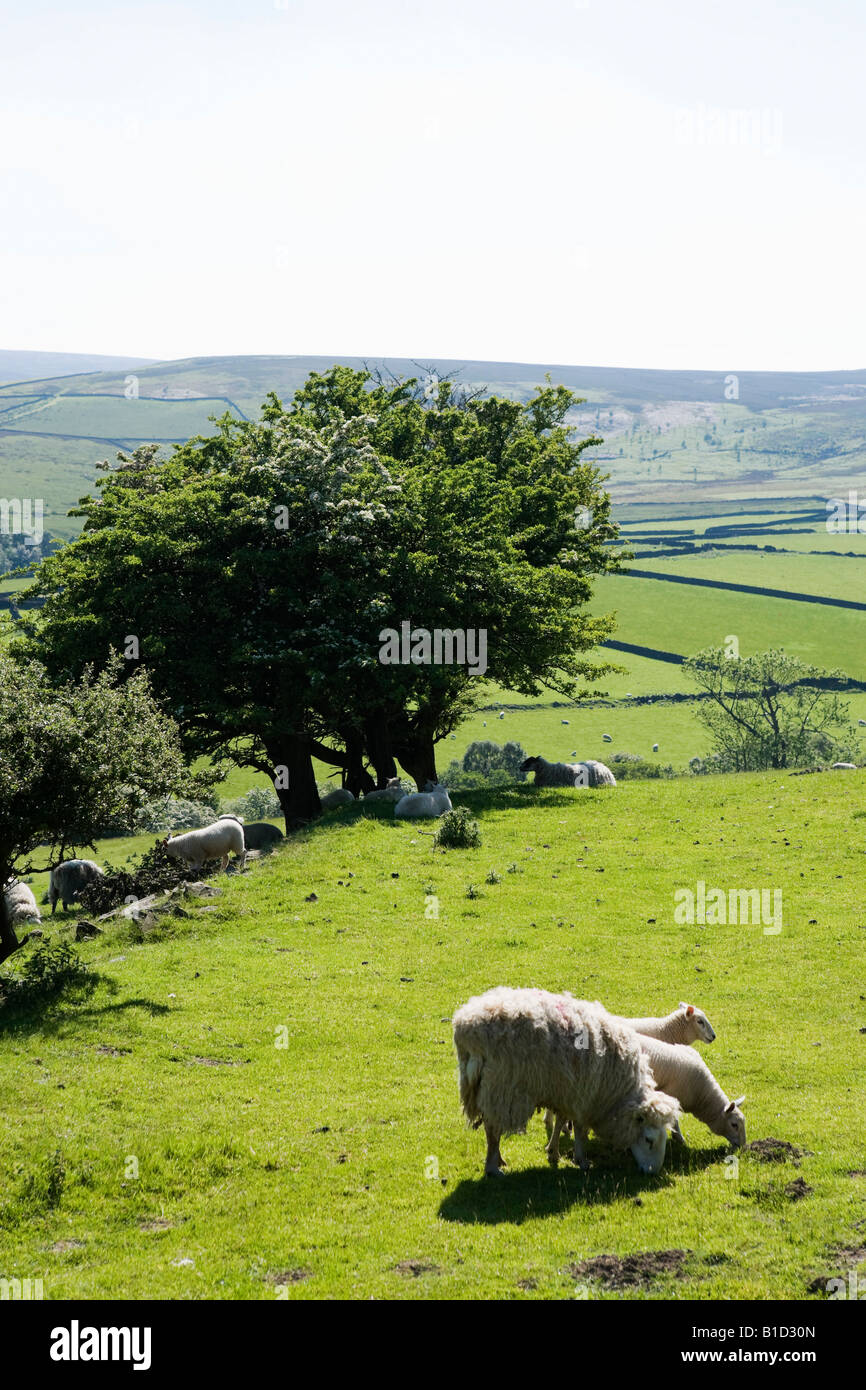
{"left": 440, "top": 1143, "right": 725, "bottom": 1225}
{"left": 0, "top": 980, "right": 169, "bottom": 1040}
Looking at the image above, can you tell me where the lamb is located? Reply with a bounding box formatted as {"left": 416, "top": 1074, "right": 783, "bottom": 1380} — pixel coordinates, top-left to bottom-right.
{"left": 394, "top": 782, "right": 452, "bottom": 819}
{"left": 614, "top": 1001, "right": 716, "bottom": 1046}
{"left": 362, "top": 777, "right": 406, "bottom": 803}
{"left": 320, "top": 788, "right": 355, "bottom": 811}
{"left": 544, "top": 1002, "right": 715, "bottom": 1151}
{"left": 3, "top": 879, "right": 41, "bottom": 927}
{"left": 519, "top": 755, "right": 617, "bottom": 788}
{"left": 165, "top": 818, "right": 246, "bottom": 873}
{"left": 47, "top": 859, "right": 105, "bottom": 915}
{"left": 241, "top": 822, "right": 284, "bottom": 851}
{"left": 638, "top": 1035, "right": 746, "bottom": 1147}
{"left": 453, "top": 987, "right": 680, "bottom": 1177}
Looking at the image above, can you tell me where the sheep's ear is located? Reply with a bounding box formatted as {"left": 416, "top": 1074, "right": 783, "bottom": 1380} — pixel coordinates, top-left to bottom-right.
{"left": 732, "top": 1095, "right": 746, "bottom": 1107}
{"left": 686, "top": 1004, "right": 695, "bottom": 1016}
{"left": 678, "top": 1001, "right": 689, "bottom": 1011}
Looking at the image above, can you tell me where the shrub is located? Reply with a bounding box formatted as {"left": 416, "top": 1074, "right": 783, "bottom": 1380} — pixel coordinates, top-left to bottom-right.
{"left": 223, "top": 786, "right": 282, "bottom": 820}
{"left": 434, "top": 806, "right": 481, "bottom": 849}
{"left": 78, "top": 840, "right": 217, "bottom": 917}
{"left": 608, "top": 752, "right": 676, "bottom": 780}
{"left": 0, "top": 941, "right": 91, "bottom": 1014}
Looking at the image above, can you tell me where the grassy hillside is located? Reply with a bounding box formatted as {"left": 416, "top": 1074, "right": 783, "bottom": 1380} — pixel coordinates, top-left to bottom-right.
{"left": 1, "top": 773, "right": 863, "bottom": 1300}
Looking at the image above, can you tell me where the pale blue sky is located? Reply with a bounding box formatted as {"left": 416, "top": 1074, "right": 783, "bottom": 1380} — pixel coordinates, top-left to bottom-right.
{"left": 1, "top": 0, "right": 863, "bottom": 368}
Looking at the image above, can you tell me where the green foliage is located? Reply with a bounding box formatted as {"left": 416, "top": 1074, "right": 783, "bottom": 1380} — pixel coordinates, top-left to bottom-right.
{"left": 609, "top": 751, "right": 676, "bottom": 780}
{"left": 434, "top": 806, "right": 482, "bottom": 850}
{"left": 0, "top": 941, "right": 91, "bottom": 1014}
{"left": 462, "top": 740, "right": 528, "bottom": 779}
{"left": 133, "top": 797, "right": 217, "bottom": 834}
{"left": 684, "top": 647, "right": 861, "bottom": 771}
{"left": 223, "top": 786, "right": 282, "bottom": 821}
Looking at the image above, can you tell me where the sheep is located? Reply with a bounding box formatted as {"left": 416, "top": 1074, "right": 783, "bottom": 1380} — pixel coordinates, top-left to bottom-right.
{"left": 519, "top": 755, "right": 617, "bottom": 789}
{"left": 362, "top": 777, "right": 406, "bottom": 804}
{"left": 394, "top": 782, "right": 452, "bottom": 819}
{"left": 614, "top": 1001, "right": 716, "bottom": 1046}
{"left": 320, "top": 788, "right": 355, "bottom": 811}
{"left": 3, "top": 879, "right": 41, "bottom": 927}
{"left": 165, "top": 819, "right": 246, "bottom": 873}
{"left": 652, "top": 743, "right": 659, "bottom": 752}
{"left": 543, "top": 1002, "right": 715, "bottom": 1152}
{"left": 48, "top": 859, "right": 105, "bottom": 915}
{"left": 241, "top": 822, "right": 284, "bottom": 851}
{"left": 638, "top": 1035, "right": 746, "bottom": 1147}
{"left": 452, "top": 987, "right": 681, "bottom": 1177}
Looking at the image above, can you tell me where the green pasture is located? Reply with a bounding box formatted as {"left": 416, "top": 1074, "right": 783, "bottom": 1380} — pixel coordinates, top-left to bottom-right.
{"left": 1, "top": 771, "right": 863, "bottom": 1300}
{"left": 637, "top": 552, "right": 866, "bottom": 604}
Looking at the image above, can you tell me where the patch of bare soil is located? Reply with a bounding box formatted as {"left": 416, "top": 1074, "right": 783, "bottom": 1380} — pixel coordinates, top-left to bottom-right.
{"left": 267, "top": 1268, "right": 312, "bottom": 1285}
{"left": 45, "top": 1239, "right": 85, "bottom": 1252}
{"left": 568, "top": 1249, "right": 691, "bottom": 1289}
{"left": 785, "top": 1178, "right": 813, "bottom": 1201}
{"left": 393, "top": 1259, "right": 441, "bottom": 1277}
{"left": 746, "top": 1138, "right": 810, "bottom": 1164}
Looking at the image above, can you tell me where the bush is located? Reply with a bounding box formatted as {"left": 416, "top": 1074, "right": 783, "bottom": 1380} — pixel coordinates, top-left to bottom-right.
{"left": 223, "top": 785, "right": 282, "bottom": 820}
{"left": 462, "top": 740, "right": 527, "bottom": 780}
{"left": 608, "top": 752, "right": 676, "bottom": 780}
{"left": 434, "top": 806, "right": 481, "bottom": 849}
{"left": 133, "top": 797, "right": 217, "bottom": 834}
{"left": 78, "top": 840, "right": 218, "bottom": 916}
{"left": 0, "top": 941, "right": 92, "bottom": 1014}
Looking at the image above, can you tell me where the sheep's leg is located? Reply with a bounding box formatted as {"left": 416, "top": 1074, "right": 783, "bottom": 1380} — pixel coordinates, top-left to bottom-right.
{"left": 220, "top": 854, "right": 229, "bottom": 872}
{"left": 484, "top": 1121, "right": 504, "bottom": 1178}
{"left": 571, "top": 1128, "right": 590, "bottom": 1170}
{"left": 546, "top": 1115, "right": 564, "bottom": 1167}
{"left": 544, "top": 1108, "right": 555, "bottom": 1144}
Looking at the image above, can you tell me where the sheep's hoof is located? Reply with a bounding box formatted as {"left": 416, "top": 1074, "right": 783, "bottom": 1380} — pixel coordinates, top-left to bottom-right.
{"left": 546, "top": 1147, "right": 560, "bottom": 1168}
{"left": 484, "top": 1165, "right": 504, "bottom": 1179}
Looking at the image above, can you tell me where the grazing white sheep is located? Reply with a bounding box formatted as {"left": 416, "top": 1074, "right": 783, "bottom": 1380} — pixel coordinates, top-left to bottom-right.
{"left": 3, "top": 879, "right": 42, "bottom": 927}
{"left": 165, "top": 818, "right": 246, "bottom": 873}
{"left": 362, "top": 777, "right": 406, "bottom": 804}
{"left": 544, "top": 1001, "right": 715, "bottom": 1151}
{"left": 615, "top": 1001, "right": 716, "bottom": 1046}
{"left": 832, "top": 762, "right": 857, "bottom": 770}
{"left": 602, "top": 733, "right": 612, "bottom": 743}
{"left": 652, "top": 743, "right": 659, "bottom": 753}
{"left": 519, "top": 755, "right": 617, "bottom": 789}
{"left": 320, "top": 788, "right": 355, "bottom": 811}
{"left": 453, "top": 987, "right": 680, "bottom": 1177}
{"left": 48, "top": 859, "right": 105, "bottom": 915}
{"left": 394, "top": 782, "right": 452, "bottom": 819}
{"left": 639, "top": 1035, "right": 746, "bottom": 1146}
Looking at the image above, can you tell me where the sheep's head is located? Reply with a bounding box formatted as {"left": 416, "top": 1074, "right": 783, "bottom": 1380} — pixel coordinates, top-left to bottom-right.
{"left": 720, "top": 1096, "right": 747, "bottom": 1147}
{"left": 519, "top": 756, "right": 540, "bottom": 773}
{"left": 678, "top": 1000, "right": 716, "bottom": 1043}
{"left": 601, "top": 1091, "right": 679, "bottom": 1173}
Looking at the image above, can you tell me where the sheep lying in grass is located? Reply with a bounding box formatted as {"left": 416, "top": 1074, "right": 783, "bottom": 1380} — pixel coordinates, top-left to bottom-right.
{"left": 638, "top": 1036, "right": 746, "bottom": 1146}
{"left": 453, "top": 987, "right": 680, "bottom": 1177}
{"left": 48, "top": 859, "right": 105, "bottom": 915}
{"left": 3, "top": 879, "right": 41, "bottom": 927}
{"left": 544, "top": 1002, "right": 716, "bottom": 1149}
{"left": 241, "top": 822, "right": 284, "bottom": 851}
{"left": 320, "top": 788, "right": 355, "bottom": 811}
{"left": 165, "top": 818, "right": 246, "bottom": 873}
{"left": 362, "top": 777, "right": 406, "bottom": 803}
{"left": 394, "top": 782, "right": 452, "bottom": 819}
{"left": 519, "top": 755, "right": 616, "bottom": 788}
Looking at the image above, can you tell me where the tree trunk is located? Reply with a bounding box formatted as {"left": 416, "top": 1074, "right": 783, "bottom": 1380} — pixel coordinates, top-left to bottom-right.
{"left": 393, "top": 731, "right": 438, "bottom": 790}
{"left": 341, "top": 727, "right": 375, "bottom": 799}
{"left": 266, "top": 734, "right": 321, "bottom": 831}
{"left": 0, "top": 873, "right": 19, "bottom": 964}
{"left": 363, "top": 709, "right": 399, "bottom": 788}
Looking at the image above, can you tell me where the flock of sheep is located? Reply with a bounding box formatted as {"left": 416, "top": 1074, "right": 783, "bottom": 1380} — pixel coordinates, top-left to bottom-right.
{"left": 453, "top": 990, "right": 746, "bottom": 1177}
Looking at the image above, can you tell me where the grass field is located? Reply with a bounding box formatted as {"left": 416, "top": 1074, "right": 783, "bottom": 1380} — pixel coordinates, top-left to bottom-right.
{"left": 1, "top": 772, "right": 863, "bottom": 1300}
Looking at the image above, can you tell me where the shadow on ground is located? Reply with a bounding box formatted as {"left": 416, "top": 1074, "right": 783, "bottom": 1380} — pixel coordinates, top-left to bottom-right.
{"left": 440, "top": 1144, "right": 725, "bottom": 1224}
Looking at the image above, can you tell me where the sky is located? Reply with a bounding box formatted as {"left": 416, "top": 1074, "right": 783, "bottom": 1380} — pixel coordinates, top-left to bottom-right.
{"left": 1, "top": 0, "right": 864, "bottom": 370}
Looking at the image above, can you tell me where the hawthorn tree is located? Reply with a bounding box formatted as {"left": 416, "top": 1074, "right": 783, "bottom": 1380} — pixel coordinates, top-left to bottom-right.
{"left": 684, "top": 647, "right": 861, "bottom": 770}
{"left": 18, "top": 368, "right": 626, "bottom": 825}
{"left": 0, "top": 652, "right": 188, "bottom": 961}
